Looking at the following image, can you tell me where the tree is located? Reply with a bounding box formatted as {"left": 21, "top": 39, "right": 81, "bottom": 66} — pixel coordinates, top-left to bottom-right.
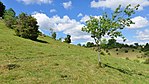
{"left": 15, "top": 13, "right": 39, "bottom": 40}
{"left": 77, "top": 43, "right": 81, "bottom": 46}
{"left": 64, "top": 35, "right": 71, "bottom": 43}
{"left": 86, "top": 42, "right": 95, "bottom": 47}
{"left": 82, "top": 4, "right": 139, "bottom": 67}
{"left": 0, "top": 1, "right": 5, "bottom": 17}
{"left": 3, "top": 8, "right": 16, "bottom": 28}
{"left": 107, "top": 38, "right": 117, "bottom": 48}
{"left": 52, "top": 32, "right": 56, "bottom": 40}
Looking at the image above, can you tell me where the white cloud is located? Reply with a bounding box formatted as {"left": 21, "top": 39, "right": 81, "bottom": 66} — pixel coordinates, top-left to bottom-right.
{"left": 17, "top": 0, "right": 53, "bottom": 4}
{"left": 128, "top": 16, "right": 149, "bottom": 28}
{"left": 32, "top": 12, "right": 92, "bottom": 43}
{"left": 77, "top": 13, "right": 83, "bottom": 17}
{"left": 136, "top": 29, "right": 149, "bottom": 41}
{"left": 80, "top": 15, "right": 90, "bottom": 23}
{"left": 50, "top": 9, "right": 57, "bottom": 13}
{"left": 91, "top": 0, "right": 149, "bottom": 10}
{"left": 80, "top": 15, "right": 101, "bottom": 23}
{"left": 63, "top": 1, "right": 72, "bottom": 9}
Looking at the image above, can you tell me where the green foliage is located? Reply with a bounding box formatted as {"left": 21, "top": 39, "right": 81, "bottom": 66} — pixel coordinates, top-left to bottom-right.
{"left": 82, "top": 4, "right": 139, "bottom": 45}
{"left": 143, "top": 43, "right": 149, "bottom": 52}
{"left": 82, "top": 4, "right": 139, "bottom": 65}
{"left": 3, "top": 8, "right": 16, "bottom": 28}
{"left": 125, "top": 50, "right": 128, "bottom": 53}
{"left": 14, "top": 13, "right": 39, "bottom": 40}
{"left": 77, "top": 43, "right": 81, "bottom": 46}
{"left": 64, "top": 35, "right": 71, "bottom": 43}
{"left": 51, "top": 32, "right": 56, "bottom": 40}
{"left": 86, "top": 42, "right": 95, "bottom": 47}
{"left": 0, "top": 1, "right": 5, "bottom": 17}
{"left": 144, "top": 58, "right": 149, "bottom": 64}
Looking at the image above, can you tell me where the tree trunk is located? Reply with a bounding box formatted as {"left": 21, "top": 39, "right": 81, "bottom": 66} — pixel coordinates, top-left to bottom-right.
{"left": 98, "top": 45, "right": 102, "bottom": 67}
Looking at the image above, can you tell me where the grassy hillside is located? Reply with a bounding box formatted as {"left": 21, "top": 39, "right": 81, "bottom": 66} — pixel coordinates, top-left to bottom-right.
{"left": 0, "top": 20, "right": 149, "bottom": 84}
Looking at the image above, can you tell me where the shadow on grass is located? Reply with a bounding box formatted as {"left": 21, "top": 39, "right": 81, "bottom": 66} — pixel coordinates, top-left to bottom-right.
{"left": 103, "top": 63, "right": 146, "bottom": 77}
{"left": 35, "top": 39, "right": 48, "bottom": 44}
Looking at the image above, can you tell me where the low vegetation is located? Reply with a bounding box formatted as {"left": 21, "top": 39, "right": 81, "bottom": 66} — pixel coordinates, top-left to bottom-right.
{"left": 0, "top": 20, "right": 149, "bottom": 84}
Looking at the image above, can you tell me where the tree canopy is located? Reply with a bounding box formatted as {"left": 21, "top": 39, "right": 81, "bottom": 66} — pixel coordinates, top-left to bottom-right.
{"left": 15, "top": 13, "right": 39, "bottom": 40}
{"left": 0, "top": 1, "right": 5, "bottom": 17}
{"left": 82, "top": 4, "right": 140, "bottom": 67}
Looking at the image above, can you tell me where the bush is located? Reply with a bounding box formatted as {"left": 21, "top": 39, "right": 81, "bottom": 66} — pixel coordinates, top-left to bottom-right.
{"left": 132, "top": 50, "right": 134, "bottom": 52}
{"left": 125, "top": 57, "right": 129, "bottom": 60}
{"left": 106, "top": 50, "right": 109, "bottom": 53}
{"left": 116, "top": 48, "right": 118, "bottom": 51}
{"left": 15, "top": 13, "right": 39, "bottom": 40}
{"left": 125, "top": 50, "right": 128, "bottom": 53}
{"left": 100, "top": 51, "right": 105, "bottom": 55}
{"left": 144, "top": 58, "right": 149, "bottom": 64}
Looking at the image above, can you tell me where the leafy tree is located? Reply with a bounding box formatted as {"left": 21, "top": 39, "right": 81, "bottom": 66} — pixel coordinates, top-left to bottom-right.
{"left": 77, "top": 43, "right": 81, "bottom": 46}
{"left": 82, "top": 4, "right": 139, "bottom": 67}
{"left": 52, "top": 32, "right": 56, "bottom": 40}
{"left": 107, "top": 38, "right": 117, "bottom": 48}
{"left": 15, "top": 13, "right": 39, "bottom": 40}
{"left": 3, "top": 8, "right": 16, "bottom": 28}
{"left": 0, "top": 1, "right": 5, "bottom": 17}
{"left": 143, "top": 43, "right": 149, "bottom": 52}
{"left": 64, "top": 35, "right": 71, "bottom": 43}
{"left": 86, "top": 42, "right": 95, "bottom": 47}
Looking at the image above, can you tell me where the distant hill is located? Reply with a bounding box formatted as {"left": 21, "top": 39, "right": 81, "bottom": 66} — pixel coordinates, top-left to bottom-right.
{"left": 0, "top": 20, "right": 149, "bottom": 84}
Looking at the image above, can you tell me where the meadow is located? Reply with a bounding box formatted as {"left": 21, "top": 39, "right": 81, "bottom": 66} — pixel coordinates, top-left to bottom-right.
{"left": 0, "top": 20, "right": 149, "bottom": 84}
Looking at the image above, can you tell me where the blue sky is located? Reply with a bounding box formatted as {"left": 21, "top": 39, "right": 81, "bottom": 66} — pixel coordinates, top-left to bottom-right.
{"left": 1, "top": 0, "right": 149, "bottom": 45}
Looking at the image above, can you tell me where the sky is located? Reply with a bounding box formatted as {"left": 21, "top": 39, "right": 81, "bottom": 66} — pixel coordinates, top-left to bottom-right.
{"left": 1, "top": 0, "right": 149, "bottom": 45}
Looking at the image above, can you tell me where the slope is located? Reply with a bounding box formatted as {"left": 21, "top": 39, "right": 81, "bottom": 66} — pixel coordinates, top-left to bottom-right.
{"left": 0, "top": 20, "right": 149, "bottom": 84}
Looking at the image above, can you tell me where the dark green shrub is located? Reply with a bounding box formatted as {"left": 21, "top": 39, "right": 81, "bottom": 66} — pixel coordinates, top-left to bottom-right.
{"left": 15, "top": 13, "right": 39, "bottom": 40}
{"left": 126, "top": 57, "right": 129, "bottom": 60}
{"left": 0, "top": 1, "right": 5, "bottom": 17}
{"left": 144, "top": 58, "right": 149, "bottom": 64}
{"left": 100, "top": 51, "right": 105, "bottom": 55}
{"left": 132, "top": 50, "right": 134, "bottom": 52}
{"left": 125, "top": 50, "right": 128, "bottom": 53}
{"left": 52, "top": 32, "right": 56, "bottom": 40}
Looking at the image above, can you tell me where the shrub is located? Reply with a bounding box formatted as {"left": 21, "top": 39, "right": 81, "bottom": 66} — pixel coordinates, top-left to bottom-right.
{"left": 132, "top": 50, "right": 134, "bottom": 52}
{"left": 100, "top": 51, "right": 105, "bottom": 55}
{"left": 15, "top": 13, "right": 39, "bottom": 40}
{"left": 106, "top": 50, "right": 109, "bottom": 53}
{"left": 125, "top": 57, "right": 129, "bottom": 60}
{"left": 144, "top": 58, "right": 149, "bottom": 64}
{"left": 125, "top": 50, "right": 128, "bottom": 53}
{"left": 116, "top": 48, "right": 118, "bottom": 51}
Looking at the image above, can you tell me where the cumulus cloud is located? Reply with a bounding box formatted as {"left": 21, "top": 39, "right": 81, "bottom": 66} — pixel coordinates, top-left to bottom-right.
{"left": 63, "top": 1, "right": 72, "bottom": 9}
{"left": 77, "top": 13, "right": 83, "bottom": 17}
{"left": 17, "top": 0, "right": 53, "bottom": 4}
{"left": 128, "top": 16, "right": 149, "bottom": 28}
{"left": 32, "top": 12, "right": 92, "bottom": 43}
{"left": 50, "top": 9, "right": 57, "bottom": 13}
{"left": 136, "top": 29, "right": 149, "bottom": 41}
{"left": 91, "top": 0, "right": 149, "bottom": 10}
{"left": 80, "top": 15, "right": 90, "bottom": 23}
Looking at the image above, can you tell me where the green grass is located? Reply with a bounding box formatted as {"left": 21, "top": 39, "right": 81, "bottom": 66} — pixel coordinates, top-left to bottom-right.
{"left": 0, "top": 20, "right": 149, "bottom": 84}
